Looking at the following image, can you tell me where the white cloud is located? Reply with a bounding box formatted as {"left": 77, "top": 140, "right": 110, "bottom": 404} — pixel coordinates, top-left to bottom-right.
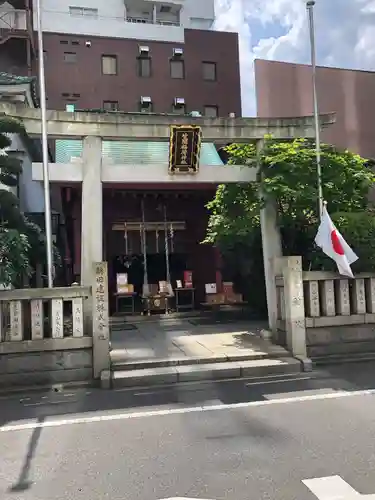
{"left": 214, "top": 0, "right": 375, "bottom": 116}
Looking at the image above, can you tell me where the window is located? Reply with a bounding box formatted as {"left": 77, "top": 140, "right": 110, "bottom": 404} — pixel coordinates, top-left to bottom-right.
{"left": 102, "top": 55, "right": 117, "bottom": 75}
{"left": 170, "top": 59, "right": 184, "bottom": 79}
{"left": 139, "top": 96, "right": 153, "bottom": 112}
{"left": 172, "top": 103, "right": 186, "bottom": 114}
{"left": 103, "top": 101, "right": 119, "bottom": 111}
{"left": 71, "top": 40, "right": 80, "bottom": 45}
{"left": 64, "top": 52, "right": 77, "bottom": 63}
{"left": 203, "top": 61, "right": 217, "bottom": 81}
{"left": 59, "top": 40, "right": 68, "bottom": 45}
{"left": 204, "top": 105, "right": 218, "bottom": 118}
{"left": 137, "top": 57, "right": 151, "bottom": 77}
{"left": 69, "top": 6, "right": 98, "bottom": 18}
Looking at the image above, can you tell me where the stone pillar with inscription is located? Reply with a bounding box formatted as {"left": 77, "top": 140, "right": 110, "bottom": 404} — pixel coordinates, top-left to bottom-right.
{"left": 366, "top": 278, "right": 375, "bottom": 313}
{"left": 258, "top": 140, "right": 283, "bottom": 334}
{"left": 351, "top": 278, "right": 366, "bottom": 314}
{"left": 336, "top": 279, "right": 350, "bottom": 316}
{"left": 306, "top": 281, "right": 320, "bottom": 317}
{"left": 321, "top": 280, "right": 336, "bottom": 316}
{"left": 92, "top": 262, "right": 110, "bottom": 378}
{"left": 282, "top": 256, "right": 307, "bottom": 358}
{"left": 81, "top": 136, "right": 103, "bottom": 327}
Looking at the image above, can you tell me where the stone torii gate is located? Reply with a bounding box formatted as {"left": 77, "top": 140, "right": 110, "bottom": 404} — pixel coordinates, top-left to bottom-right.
{"left": 2, "top": 105, "right": 334, "bottom": 337}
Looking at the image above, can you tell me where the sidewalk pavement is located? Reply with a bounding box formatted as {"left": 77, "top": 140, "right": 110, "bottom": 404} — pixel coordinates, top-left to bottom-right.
{"left": 110, "top": 318, "right": 288, "bottom": 366}
{"left": 104, "top": 317, "right": 305, "bottom": 388}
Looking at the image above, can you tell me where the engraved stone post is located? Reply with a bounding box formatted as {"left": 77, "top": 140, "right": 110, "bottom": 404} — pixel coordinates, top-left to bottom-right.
{"left": 336, "top": 279, "right": 350, "bottom": 316}
{"left": 30, "top": 299, "right": 44, "bottom": 340}
{"left": 321, "top": 280, "right": 336, "bottom": 316}
{"left": 351, "top": 278, "right": 366, "bottom": 314}
{"left": 92, "top": 262, "right": 110, "bottom": 378}
{"left": 0, "top": 302, "right": 3, "bottom": 342}
{"left": 282, "top": 256, "right": 307, "bottom": 357}
{"left": 51, "top": 298, "right": 64, "bottom": 338}
{"left": 365, "top": 278, "right": 375, "bottom": 313}
{"left": 81, "top": 136, "right": 103, "bottom": 330}
{"left": 306, "top": 281, "right": 320, "bottom": 317}
{"left": 72, "top": 297, "right": 84, "bottom": 337}
{"left": 9, "top": 300, "right": 23, "bottom": 341}
{"left": 277, "top": 286, "right": 286, "bottom": 320}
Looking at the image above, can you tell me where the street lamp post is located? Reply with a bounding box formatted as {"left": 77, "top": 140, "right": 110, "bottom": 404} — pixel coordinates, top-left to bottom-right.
{"left": 36, "top": 0, "right": 54, "bottom": 287}
{"left": 306, "top": 0, "right": 324, "bottom": 220}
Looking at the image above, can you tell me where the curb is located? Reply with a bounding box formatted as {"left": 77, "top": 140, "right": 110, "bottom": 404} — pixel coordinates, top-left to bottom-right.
{"left": 103, "top": 357, "right": 303, "bottom": 389}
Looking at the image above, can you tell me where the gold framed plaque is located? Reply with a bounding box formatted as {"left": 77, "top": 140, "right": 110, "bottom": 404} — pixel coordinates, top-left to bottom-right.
{"left": 168, "top": 125, "right": 202, "bottom": 174}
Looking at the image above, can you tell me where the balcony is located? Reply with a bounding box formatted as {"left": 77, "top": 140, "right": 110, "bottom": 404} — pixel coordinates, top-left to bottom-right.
{"left": 0, "top": 9, "right": 28, "bottom": 42}
{"left": 126, "top": 16, "right": 179, "bottom": 27}
{"left": 125, "top": 1, "right": 181, "bottom": 27}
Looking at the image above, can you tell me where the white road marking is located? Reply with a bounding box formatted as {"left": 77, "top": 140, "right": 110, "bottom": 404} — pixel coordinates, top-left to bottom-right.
{"left": 303, "top": 475, "right": 361, "bottom": 500}
{"left": 245, "top": 376, "right": 312, "bottom": 386}
{"left": 1, "top": 388, "right": 375, "bottom": 433}
{"left": 23, "top": 400, "right": 74, "bottom": 407}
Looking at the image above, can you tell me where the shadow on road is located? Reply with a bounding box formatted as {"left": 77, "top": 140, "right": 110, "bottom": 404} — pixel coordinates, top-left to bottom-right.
{"left": 1, "top": 362, "right": 375, "bottom": 431}
{"left": 8, "top": 416, "right": 45, "bottom": 493}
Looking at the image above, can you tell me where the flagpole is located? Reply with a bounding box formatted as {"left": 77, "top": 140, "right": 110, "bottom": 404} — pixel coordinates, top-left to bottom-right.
{"left": 306, "top": 0, "right": 324, "bottom": 220}
{"left": 36, "top": 0, "right": 54, "bottom": 287}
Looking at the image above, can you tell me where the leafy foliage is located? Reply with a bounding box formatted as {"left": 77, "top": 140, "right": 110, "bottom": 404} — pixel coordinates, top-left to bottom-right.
{"left": 0, "top": 117, "right": 54, "bottom": 286}
{"left": 205, "top": 137, "right": 375, "bottom": 314}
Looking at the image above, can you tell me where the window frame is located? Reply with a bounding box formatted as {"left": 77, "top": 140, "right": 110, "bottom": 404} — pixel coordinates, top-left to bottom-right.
{"left": 101, "top": 54, "right": 118, "bottom": 75}
{"left": 103, "top": 100, "right": 119, "bottom": 111}
{"left": 137, "top": 56, "right": 152, "bottom": 78}
{"left": 69, "top": 6, "right": 98, "bottom": 18}
{"left": 63, "top": 51, "right": 77, "bottom": 63}
{"left": 204, "top": 105, "right": 219, "bottom": 118}
{"left": 172, "top": 103, "right": 186, "bottom": 115}
{"left": 202, "top": 61, "right": 217, "bottom": 81}
{"left": 170, "top": 59, "right": 185, "bottom": 79}
{"left": 139, "top": 100, "right": 153, "bottom": 113}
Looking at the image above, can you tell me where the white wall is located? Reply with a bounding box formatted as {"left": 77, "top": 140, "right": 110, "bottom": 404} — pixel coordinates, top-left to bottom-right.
{"left": 34, "top": 0, "right": 215, "bottom": 42}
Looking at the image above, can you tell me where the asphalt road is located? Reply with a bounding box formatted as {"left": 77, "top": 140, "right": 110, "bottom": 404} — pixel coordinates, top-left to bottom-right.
{"left": 1, "top": 363, "right": 375, "bottom": 500}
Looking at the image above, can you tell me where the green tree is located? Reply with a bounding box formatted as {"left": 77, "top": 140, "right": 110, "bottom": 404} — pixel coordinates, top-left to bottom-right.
{"left": 0, "top": 117, "right": 47, "bottom": 286}
{"left": 205, "top": 137, "right": 375, "bottom": 314}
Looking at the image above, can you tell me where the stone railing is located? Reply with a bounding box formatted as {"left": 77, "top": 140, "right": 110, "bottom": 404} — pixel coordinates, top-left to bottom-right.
{"left": 275, "top": 257, "right": 375, "bottom": 360}
{"left": 302, "top": 271, "right": 375, "bottom": 325}
{"left": 0, "top": 286, "right": 90, "bottom": 342}
{"left": 0, "top": 286, "right": 93, "bottom": 389}
{"left": 0, "top": 262, "right": 111, "bottom": 389}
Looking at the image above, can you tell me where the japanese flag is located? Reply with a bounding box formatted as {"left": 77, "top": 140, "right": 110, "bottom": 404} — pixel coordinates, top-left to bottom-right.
{"left": 315, "top": 206, "right": 358, "bottom": 278}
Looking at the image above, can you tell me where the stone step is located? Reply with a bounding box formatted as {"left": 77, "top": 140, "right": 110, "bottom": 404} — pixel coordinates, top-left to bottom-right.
{"left": 110, "top": 348, "right": 288, "bottom": 371}
{"left": 313, "top": 352, "right": 375, "bottom": 365}
{"left": 107, "top": 357, "right": 302, "bottom": 389}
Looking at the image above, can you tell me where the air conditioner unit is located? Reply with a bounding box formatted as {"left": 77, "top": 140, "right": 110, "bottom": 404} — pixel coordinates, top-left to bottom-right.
{"left": 141, "top": 96, "right": 152, "bottom": 104}
{"left": 173, "top": 47, "right": 183, "bottom": 57}
{"left": 174, "top": 97, "right": 185, "bottom": 106}
{"left": 139, "top": 45, "right": 149, "bottom": 55}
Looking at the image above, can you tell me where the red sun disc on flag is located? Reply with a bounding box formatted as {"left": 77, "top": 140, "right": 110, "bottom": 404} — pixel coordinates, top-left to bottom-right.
{"left": 331, "top": 230, "right": 344, "bottom": 255}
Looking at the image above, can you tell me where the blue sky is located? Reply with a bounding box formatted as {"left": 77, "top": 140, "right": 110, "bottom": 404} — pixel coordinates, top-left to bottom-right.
{"left": 214, "top": 0, "right": 375, "bottom": 116}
